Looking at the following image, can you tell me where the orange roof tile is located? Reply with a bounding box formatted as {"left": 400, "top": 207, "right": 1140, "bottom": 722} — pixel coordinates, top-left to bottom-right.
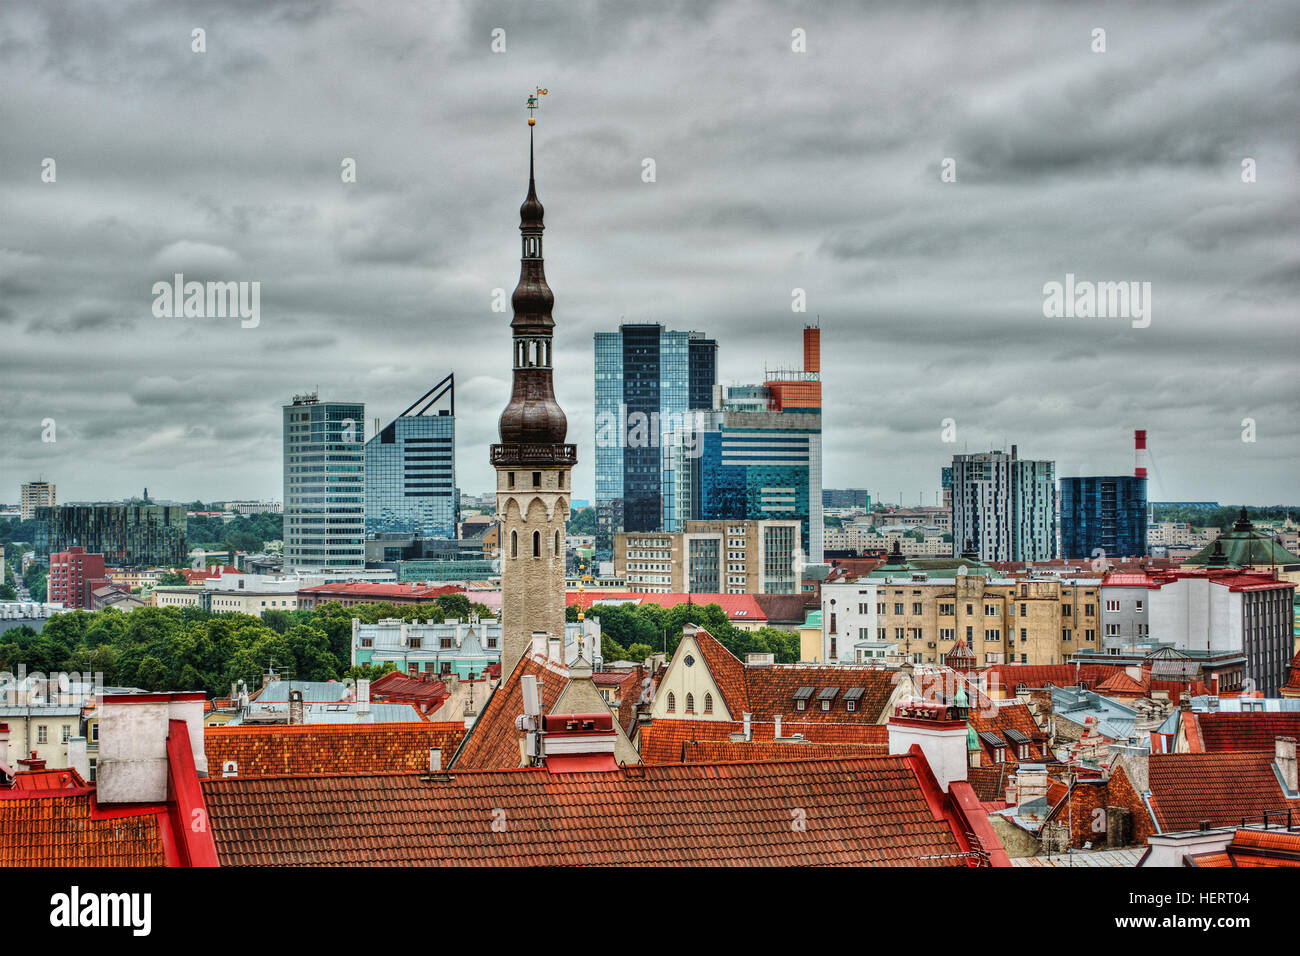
{"left": 205, "top": 722, "right": 469, "bottom": 777}
{"left": 1195, "top": 713, "right": 1300, "bottom": 752}
{"left": 201, "top": 755, "right": 978, "bottom": 866}
{"left": 637, "top": 718, "right": 887, "bottom": 764}
{"left": 1147, "top": 751, "right": 1300, "bottom": 832}
{"left": 691, "top": 628, "right": 749, "bottom": 717}
{"left": 0, "top": 792, "right": 165, "bottom": 867}
{"left": 450, "top": 652, "right": 570, "bottom": 770}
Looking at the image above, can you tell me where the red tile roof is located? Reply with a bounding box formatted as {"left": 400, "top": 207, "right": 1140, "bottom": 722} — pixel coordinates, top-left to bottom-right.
{"left": 693, "top": 627, "right": 749, "bottom": 717}
{"left": 1187, "top": 828, "right": 1300, "bottom": 867}
{"left": 637, "top": 718, "right": 887, "bottom": 764}
{"left": 204, "top": 722, "right": 469, "bottom": 777}
{"left": 982, "top": 663, "right": 1129, "bottom": 694}
{"left": 1095, "top": 670, "right": 1148, "bottom": 697}
{"left": 0, "top": 791, "right": 167, "bottom": 866}
{"left": 450, "top": 652, "right": 570, "bottom": 770}
{"left": 201, "top": 754, "right": 986, "bottom": 866}
{"left": 369, "top": 671, "right": 451, "bottom": 711}
{"left": 1285, "top": 652, "right": 1300, "bottom": 692}
{"left": 299, "top": 582, "right": 466, "bottom": 599}
{"left": 6, "top": 768, "right": 86, "bottom": 791}
{"left": 679, "top": 739, "right": 889, "bottom": 763}
{"left": 1194, "top": 713, "right": 1300, "bottom": 753}
{"left": 1147, "top": 751, "right": 1300, "bottom": 832}
{"left": 567, "top": 592, "right": 767, "bottom": 622}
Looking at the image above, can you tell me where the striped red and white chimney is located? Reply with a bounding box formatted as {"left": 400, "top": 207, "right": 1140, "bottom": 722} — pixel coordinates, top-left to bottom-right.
{"left": 1134, "top": 430, "right": 1148, "bottom": 478}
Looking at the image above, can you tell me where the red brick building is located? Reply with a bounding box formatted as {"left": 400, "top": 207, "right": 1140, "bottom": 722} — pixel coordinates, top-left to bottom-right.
{"left": 47, "top": 547, "right": 108, "bottom": 610}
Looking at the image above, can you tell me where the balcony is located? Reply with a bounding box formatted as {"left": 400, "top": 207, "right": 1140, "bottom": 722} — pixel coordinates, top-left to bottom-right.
{"left": 490, "top": 443, "right": 578, "bottom": 466}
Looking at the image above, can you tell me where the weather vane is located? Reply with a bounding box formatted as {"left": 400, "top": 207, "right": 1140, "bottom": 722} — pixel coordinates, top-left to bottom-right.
{"left": 527, "top": 87, "right": 548, "bottom": 126}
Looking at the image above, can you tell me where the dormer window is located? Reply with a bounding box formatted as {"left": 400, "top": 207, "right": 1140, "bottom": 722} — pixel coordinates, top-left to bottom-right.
{"left": 793, "top": 686, "right": 814, "bottom": 711}
{"left": 817, "top": 687, "right": 839, "bottom": 711}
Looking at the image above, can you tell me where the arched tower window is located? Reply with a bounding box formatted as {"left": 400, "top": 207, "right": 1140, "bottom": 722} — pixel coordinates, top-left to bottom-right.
{"left": 532, "top": 530, "right": 541, "bottom": 557}
{"left": 666, "top": 692, "right": 676, "bottom": 713}
{"left": 554, "top": 530, "right": 561, "bottom": 555}
{"left": 510, "top": 530, "right": 518, "bottom": 558}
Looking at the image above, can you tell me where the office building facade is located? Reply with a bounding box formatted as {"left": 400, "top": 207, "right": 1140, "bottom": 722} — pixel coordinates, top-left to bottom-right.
{"left": 282, "top": 392, "right": 365, "bottom": 571}
{"left": 365, "top": 374, "right": 457, "bottom": 540}
{"left": 593, "top": 324, "right": 717, "bottom": 548}
{"left": 614, "top": 519, "right": 802, "bottom": 594}
{"left": 1059, "top": 475, "right": 1148, "bottom": 560}
{"left": 951, "top": 447, "right": 1056, "bottom": 562}
{"left": 684, "top": 327, "right": 823, "bottom": 563}
{"left": 36, "top": 504, "right": 187, "bottom": 567}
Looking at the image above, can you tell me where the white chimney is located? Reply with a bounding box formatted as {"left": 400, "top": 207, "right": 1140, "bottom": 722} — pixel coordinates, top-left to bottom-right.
{"left": 1276, "top": 737, "right": 1298, "bottom": 793}
{"left": 357, "top": 679, "right": 371, "bottom": 715}
{"left": 548, "top": 635, "right": 562, "bottom": 662}
{"left": 774, "top": 714, "right": 783, "bottom": 738}
{"left": 742, "top": 712, "right": 752, "bottom": 741}
{"left": 96, "top": 692, "right": 207, "bottom": 804}
{"left": 429, "top": 748, "right": 442, "bottom": 773}
{"left": 0, "top": 721, "right": 9, "bottom": 769}
{"left": 67, "top": 735, "right": 89, "bottom": 780}
{"left": 531, "top": 630, "right": 549, "bottom": 658}
{"left": 887, "top": 699, "right": 969, "bottom": 792}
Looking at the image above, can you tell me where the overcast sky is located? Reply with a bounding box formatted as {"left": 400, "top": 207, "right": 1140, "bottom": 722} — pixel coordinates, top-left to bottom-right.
{"left": 1, "top": 0, "right": 1297, "bottom": 508}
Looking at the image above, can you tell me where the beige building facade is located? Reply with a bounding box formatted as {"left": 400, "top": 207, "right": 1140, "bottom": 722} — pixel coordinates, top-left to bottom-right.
{"left": 614, "top": 519, "right": 801, "bottom": 594}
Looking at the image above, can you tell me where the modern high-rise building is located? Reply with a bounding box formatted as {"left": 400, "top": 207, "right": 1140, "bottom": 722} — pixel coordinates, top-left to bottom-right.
{"left": 1059, "top": 432, "right": 1150, "bottom": 560}
{"left": 35, "top": 504, "right": 187, "bottom": 567}
{"left": 47, "top": 546, "right": 109, "bottom": 609}
{"left": 951, "top": 446, "right": 1056, "bottom": 562}
{"left": 20, "top": 481, "right": 55, "bottom": 521}
{"left": 1060, "top": 476, "right": 1148, "bottom": 559}
{"left": 940, "top": 467, "right": 953, "bottom": 509}
{"left": 492, "top": 122, "right": 575, "bottom": 672}
{"left": 365, "top": 373, "right": 457, "bottom": 540}
{"left": 593, "top": 324, "right": 717, "bottom": 548}
{"left": 282, "top": 392, "right": 365, "bottom": 571}
{"left": 684, "top": 326, "right": 823, "bottom": 563}
{"left": 823, "top": 488, "right": 871, "bottom": 509}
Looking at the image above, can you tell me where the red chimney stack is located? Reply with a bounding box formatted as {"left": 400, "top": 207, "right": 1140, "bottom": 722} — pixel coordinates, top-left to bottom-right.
{"left": 1134, "top": 429, "right": 1147, "bottom": 479}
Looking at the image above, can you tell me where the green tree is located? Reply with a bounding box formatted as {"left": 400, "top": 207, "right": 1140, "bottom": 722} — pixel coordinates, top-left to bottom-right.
{"left": 157, "top": 571, "right": 188, "bottom": 586}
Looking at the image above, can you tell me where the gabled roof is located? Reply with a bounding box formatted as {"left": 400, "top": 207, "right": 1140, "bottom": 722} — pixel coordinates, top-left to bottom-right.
{"left": 1147, "top": 751, "right": 1300, "bottom": 832}
{"left": 200, "top": 754, "right": 987, "bottom": 866}
{"left": 450, "top": 652, "right": 570, "bottom": 770}
{"left": 1095, "top": 670, "right": 1148, "bottom": 697}
{"left": 369, "top": 671, "right": 450, "bottom": 706}
{"left": 691, "top": 627, "right": 749, "bottom": 717}
{"left": 205, "top": 722, "right": 469, "bottom": 777}
{"left": 1187, "top": 828, "right": 1300, "bottom": 867}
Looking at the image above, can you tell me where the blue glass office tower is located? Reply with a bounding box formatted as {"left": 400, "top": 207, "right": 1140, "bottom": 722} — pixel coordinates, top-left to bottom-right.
{"left": 1059, "top": 475, "right": 1148, "bottom": 559}
{"left": 283, "top": 393, "right": 365, "bottom": 571}
{"left": 593, "top": 324, "right": 717, "bottom": 549}
{"left": 365, "top": 375, "right": 457, "bottom": 539}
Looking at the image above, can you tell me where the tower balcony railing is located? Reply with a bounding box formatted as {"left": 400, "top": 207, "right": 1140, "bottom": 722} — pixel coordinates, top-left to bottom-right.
{"left": 491, "top": 443, "right": 578, "bottom": 466}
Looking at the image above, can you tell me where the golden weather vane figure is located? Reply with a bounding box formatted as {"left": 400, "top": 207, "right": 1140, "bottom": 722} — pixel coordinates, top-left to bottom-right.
{"left": 527, "top": 87, "right": 548, "bottom": 125}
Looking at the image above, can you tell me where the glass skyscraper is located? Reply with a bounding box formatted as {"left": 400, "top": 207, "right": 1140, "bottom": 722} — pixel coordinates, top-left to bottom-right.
{"left": 1059, "top": 475, "right": 1148, "bottom": 559}
{"left": 365, "top": 376, "right": 457, "bottom": 540}
{"left": 283, "top": 393, "right": 365, "bottom": 571}
{"left": 35, "top": 504, "right": 187, "bottom": 566}
{"left": 593, "top": 324, "right": 717, "bottom": 549}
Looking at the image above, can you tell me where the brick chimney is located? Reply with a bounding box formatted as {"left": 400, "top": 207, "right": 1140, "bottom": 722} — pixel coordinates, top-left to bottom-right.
{"left": 1276, "top": 736, "right": 1298, "bottom": 793}
{"left": 887, "top": 697, "right": 969, "bottom": 792}
{"left": 540, "top": 712, "right": 618, "bottom": 773}
{"left": 17, "top": 750, "right": 46, "bottom": 773}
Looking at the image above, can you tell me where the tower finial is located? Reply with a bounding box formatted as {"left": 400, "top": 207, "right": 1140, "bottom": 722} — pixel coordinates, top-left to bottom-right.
{"left": 526, "top": 86, "right": 548, "bottom": 126}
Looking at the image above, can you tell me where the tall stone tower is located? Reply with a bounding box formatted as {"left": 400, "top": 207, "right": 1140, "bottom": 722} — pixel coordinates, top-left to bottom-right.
{"left": 491, "top": 120, "right": 575, "bottom": 674}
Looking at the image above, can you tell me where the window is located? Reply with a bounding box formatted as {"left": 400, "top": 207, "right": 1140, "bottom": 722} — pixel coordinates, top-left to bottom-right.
{"left": 1020, "top": 604, "right": 1027, "bottom": 616}
{"left": 1062, "top": 604, "right": 1072, "bottom": 616}
{"left": 37, "top": 725, "right": 47, "bottom": 744}
{"left": 939, "top": 603, "right": 954, "bottom": 615}
{"left": 685, "top": 693, "right": 695, "bottom": 713}
{"left": 90, "top": 723, "right": 99, "bottom": 742}
{"left": 667, "top": 692, "right": 676, "bottom": 713}
{"left": 62, "top": 725, "right": 71, "bottom": 743}
{"left": 409, "top": 638, "right": 422, "bottom": 649}
{"left": 894, "top": 603, "right": 904, "bottom": 614}
{"left": 1062, "top": 628, "right": 1072, "bottom": 642}
{"left": 1105, "top": 600, "right": 1120, "bottom": 612}
{"left": 1084, "top": 604, "right": 1095, "bottom": 616}
{"left": 532, "top": 471, "right": 541, "bottom": 487}
{"left": 1135, "top": 600, "right": 1143, "bottom": 612}
{"left": 1085, "top": 629, "right": 1096, "bottom": 642}
{"left": 440, "top": 638, "right": 453, "bottom": 649}
{"left": 510, "top": 530, "right": 518, "bottom": 558}
{"left": 532, "top": 530, "right": 541, "bottom": 557}
{"left": 704, "top": 693, "right": 713, "bottom": 714}
{"left": 554, "top": 530, "right": 561, "bottom": 555}
{"left": 985, "top": 604, "right": 998, "bottom": 616}
{"left": 508, "top": 472, "right": 515, "bottom": 488}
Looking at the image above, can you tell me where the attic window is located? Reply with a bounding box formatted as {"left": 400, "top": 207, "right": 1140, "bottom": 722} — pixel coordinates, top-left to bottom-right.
{"left": 793, "top": 685, "right": 814, "bottom": 711}
{"left": 818, "top": 687, "right": 839, "bottom": 711}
